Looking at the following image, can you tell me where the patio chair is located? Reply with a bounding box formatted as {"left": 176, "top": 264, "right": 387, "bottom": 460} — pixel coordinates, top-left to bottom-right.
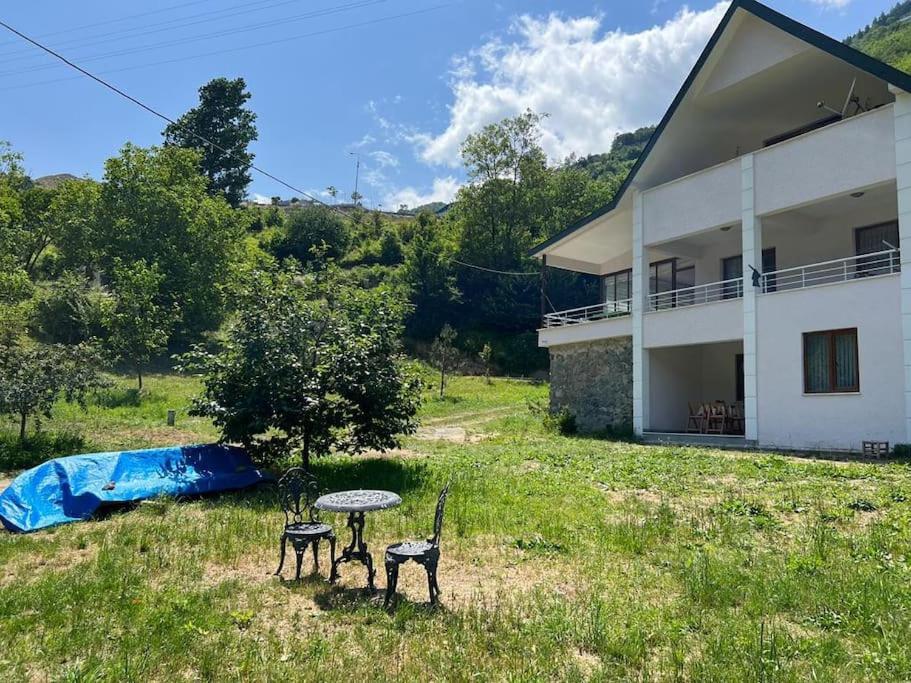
{"left": 686, "top": 402, "right": 706, "bottom": 433}
{"left": 705, "top": 402, "right": 726, "bottom": 435}
{"left": 728, "top": 402, "right": 745, "bottom": 435}
{"left": 384, "top": 483, "right": 450, "bottom": 607}
{"left": 275, "top": 467, "right": 336, "bottom": 581}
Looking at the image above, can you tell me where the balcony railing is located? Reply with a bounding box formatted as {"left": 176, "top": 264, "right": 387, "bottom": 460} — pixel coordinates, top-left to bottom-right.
{"left": 648, "top": 277, "right": 743, "bottom": 312}
{"left": 759, "top": 249, "right": 900, "bottom": 293}
{"left": 542, "top": 299, "right": 632, "bottom": 328}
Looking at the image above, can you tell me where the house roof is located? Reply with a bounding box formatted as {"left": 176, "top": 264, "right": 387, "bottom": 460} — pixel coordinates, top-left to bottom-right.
{"left": 529, "top": 0, "right": 911, "bottom": 258}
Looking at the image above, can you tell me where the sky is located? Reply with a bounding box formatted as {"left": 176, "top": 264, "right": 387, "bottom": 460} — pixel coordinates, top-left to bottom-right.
{"left": 0, "top": 0, "right": 898, "bottom": 209}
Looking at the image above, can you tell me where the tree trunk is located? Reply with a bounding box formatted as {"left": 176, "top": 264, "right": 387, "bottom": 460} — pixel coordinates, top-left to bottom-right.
{"left": 137, "top": 363, "right": 143, "bottom": 391}
{"left": 19, "top": 412, "right": 27, "bottom": 441}
{"left": 302, "top": 429, "right": 311, "bottom": 471}
{"left": 439, "top": 365, "right": 445, "bottom": 399}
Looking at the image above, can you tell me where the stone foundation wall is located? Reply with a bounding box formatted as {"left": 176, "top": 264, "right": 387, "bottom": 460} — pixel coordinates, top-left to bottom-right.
{"left": 549, "top": 337, "right": 633, "bottom": 433}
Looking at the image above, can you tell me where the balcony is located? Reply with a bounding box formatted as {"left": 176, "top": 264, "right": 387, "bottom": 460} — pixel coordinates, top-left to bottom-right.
{"left": 647, "top": 277, "right": 743, "bottom": 312}
{"left": 754, "top": 105, "right": 895, "bottom": 216}
{"left": 542, "top": 300, "right": 631, "bottom": 328}
{"left": 642, "top": 158, "right": 741, "bottom": 245}
{"left": 539, "top": 300, "right": 632, "bottom": 347}
{"left": 759, "top": 249, "right": 900, "bottom": 293}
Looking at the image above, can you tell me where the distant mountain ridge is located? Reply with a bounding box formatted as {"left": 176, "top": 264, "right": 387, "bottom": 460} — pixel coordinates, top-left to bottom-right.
{"left": 33, "top": 173, "right": 80, "bottom": 189}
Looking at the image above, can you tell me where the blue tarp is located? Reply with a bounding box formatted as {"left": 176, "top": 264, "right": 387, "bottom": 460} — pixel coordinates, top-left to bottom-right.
{"left": 0, "top": 444, "right": 269, "bottom": 533}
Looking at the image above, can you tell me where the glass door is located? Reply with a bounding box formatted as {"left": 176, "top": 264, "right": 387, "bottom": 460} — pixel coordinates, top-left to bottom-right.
{"left": 721, "top": 255, "right": 743, "bottom": 299}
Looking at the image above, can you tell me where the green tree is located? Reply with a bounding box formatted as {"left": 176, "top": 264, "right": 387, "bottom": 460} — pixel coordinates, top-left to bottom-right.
{"left": 163, "top": 77, "right": 258, "bottom": 207}
{"left": 96, "top": 143, "right": 244, "bottom": 341}
{"left": 0, "top": 143, "right": 33, "bottom": 339}
{"left": 430, "top": 324, "right": 458, "bottom": 399}
{"left": 181, "top": 265, "right": 421, "bottom": 469}
{"left": 18, "top": 185, "right": 56, "bottom": 276}
{"left": 398, "top": 213, "right": 459, "bottom": 337}
{"left": 102, "top": 259, "right": 176, "bottom": 390}
{"left": 31, "top": 271, "right": 103, "bottom": 345}
{"left": 451, "top": 110, "right": 613, "bottom": 334}
{"left": 479, "top": 342, "right": 493, "bottom": 384}
{"left": 47, "top": 178, "right": 101, "bottom": 274}
{"left": 270, "top": 204, "right": 350, "bottom": 265}
{"left": 378, "top": 228, "right": 403, "bottom": 265}
{"left": 0, "top": 341, "right": 108, "bottom": 440}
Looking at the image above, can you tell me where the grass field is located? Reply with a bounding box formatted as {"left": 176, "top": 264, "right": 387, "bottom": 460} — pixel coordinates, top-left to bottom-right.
{"left": 2, "top": 373, "right": 911, "bottom": 680}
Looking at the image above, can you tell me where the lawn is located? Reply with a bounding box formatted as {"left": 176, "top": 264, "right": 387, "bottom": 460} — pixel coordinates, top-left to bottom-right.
{"left": 2, "top": 373, "right": 911, "bottom": 680}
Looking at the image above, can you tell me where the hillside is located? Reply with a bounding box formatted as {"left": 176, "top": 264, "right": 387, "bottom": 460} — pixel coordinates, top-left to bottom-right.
{"left": 846, "top": 0, "right": 911, "bottom": 72}
{"left": 572, "top": 125, "right": 655, "bottom": 183}
{"left": 32, "top": 173, "right": 80, "bottom": 189}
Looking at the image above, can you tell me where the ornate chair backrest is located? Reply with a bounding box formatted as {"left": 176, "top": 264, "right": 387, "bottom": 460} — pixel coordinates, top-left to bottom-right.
{"left": 429, "top": 483, "right": 451, "bottom": 547}
{"left": 277, "top": 467, "right": 320, "bottom": 526}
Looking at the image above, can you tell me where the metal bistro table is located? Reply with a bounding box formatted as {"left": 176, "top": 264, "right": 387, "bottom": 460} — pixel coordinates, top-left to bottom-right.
{"left": 314, "top": 489, "right": 402, "bottom": 591}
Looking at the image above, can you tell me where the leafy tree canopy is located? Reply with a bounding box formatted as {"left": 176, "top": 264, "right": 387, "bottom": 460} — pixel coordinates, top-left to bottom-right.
{"left": 269, "top": 204, "right": 351, "bottom": 265}
{"left": 180, "top": 264, "right": 421, "bottom": 469}
{"left": 102, "top": 259, "right": 177, "bottom": 389}
{"left": 163, "top": 77, "right": 258, "bottom": 207}
{"left": 96, "top": 143, "right": 245, "bottom": 342}
{"left": 0, "top": 341, "right": 108, "bottom": 440}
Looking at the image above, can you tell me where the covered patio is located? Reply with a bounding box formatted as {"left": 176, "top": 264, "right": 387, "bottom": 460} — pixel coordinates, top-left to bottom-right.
{"left": 645, "top": 340, "right": 745, "bottom": 437}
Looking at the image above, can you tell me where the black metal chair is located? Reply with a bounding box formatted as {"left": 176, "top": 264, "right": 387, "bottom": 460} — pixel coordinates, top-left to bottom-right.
{"left": 384, "top": 483, "right": 450, "bottom": 607}
{"left": 275, "top": 468, "right": 336, "bottom": 581}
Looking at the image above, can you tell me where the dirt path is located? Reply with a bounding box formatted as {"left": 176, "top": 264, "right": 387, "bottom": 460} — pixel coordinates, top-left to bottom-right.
{"left": 415, "top": 406, "right": 520, "bottom": 443}
{"left": 421, "top": 406, "right": 515, "bottom": 427}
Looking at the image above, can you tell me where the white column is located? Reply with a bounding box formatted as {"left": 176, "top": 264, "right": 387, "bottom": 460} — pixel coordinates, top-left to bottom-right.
{"left": 741, "top": 154, "right": 760, "bottom": 444}
{"left": 891, "top": 86, "right": 911, "bottom": 443}
{"left": 632, "top": 190, "right": 649, "bottom": 434}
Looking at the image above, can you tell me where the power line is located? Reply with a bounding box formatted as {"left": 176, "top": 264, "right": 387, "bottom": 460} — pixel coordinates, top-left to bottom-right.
{"left": 0, "top": 0, "right": 220, "bottom": 48}
{"left": 0, "top": 13, "right": 539, "bottom": 280}
{"left": 0, "top": 0, "right": 390, "bottom": 77}
{"left": 0, "top": 6, "right": 444, "bottom": 92}
{"left": 0, "top": 0, "right": 314, "bottom": 63}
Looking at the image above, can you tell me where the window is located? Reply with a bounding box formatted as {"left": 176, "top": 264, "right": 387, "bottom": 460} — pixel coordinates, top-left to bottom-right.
{"left": 675, "top": 265, "right": 695, "bottom": 306}
{"left": 602, "top": 269, "right": 631, "bottom": 302}
{"left": 649, "top": 259, "right": 677, "bottom": 309}
{"left": 855, "top": 221, "right": 899, "bottom": 277}
{"left": 803, "top": 328, "right": 859, "bottom": 393}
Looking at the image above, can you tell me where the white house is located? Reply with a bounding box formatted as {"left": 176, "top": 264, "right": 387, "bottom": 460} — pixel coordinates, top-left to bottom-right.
{"left": 531, "top": 0, "right": 911, "bottom": 452}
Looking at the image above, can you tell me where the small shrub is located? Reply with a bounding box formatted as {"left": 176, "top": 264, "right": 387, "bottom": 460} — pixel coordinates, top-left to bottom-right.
{"left": 527, "top": 399, "right": 577, "bottom": 435}
{"left": 893, "top": 443, "right": 911, "bottom": 458}
{"left": 0, "top": 429, "right": 85, "bottom": 471}
{"left": 544, "top": 407, "right": 577, "bottom": 436}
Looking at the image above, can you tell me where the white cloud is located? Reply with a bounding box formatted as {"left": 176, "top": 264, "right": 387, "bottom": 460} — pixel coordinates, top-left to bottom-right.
{"left": 416, "top": 3, "right": 729, "bottom": 166}
{"left": 384, "top": 176, "right": 461, "bottom": 209}
{"left": 370, "top": 150, "right": 399, "bottom": 168}
{"left": 806, "top": 0, "right": 850, "bottom": 8}
{"left": 350, "top": 133, "right": 376, "bottom": 149}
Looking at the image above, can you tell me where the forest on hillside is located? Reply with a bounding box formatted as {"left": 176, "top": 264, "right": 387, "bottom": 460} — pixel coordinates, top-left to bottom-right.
{"left": 847, "top": 0, "right": 911, "bottom": 73}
